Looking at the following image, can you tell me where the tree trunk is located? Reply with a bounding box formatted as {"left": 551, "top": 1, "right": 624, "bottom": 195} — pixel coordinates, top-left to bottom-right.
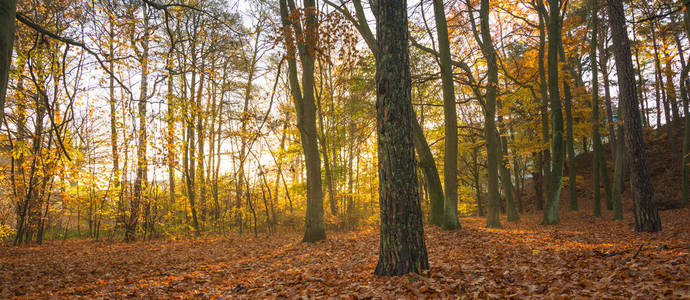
{"left": 279, "top": 0, "right": 325, "bottom": 242}
{"left": 559, "top": 44, "right": 577, "bottom": 212}
{"left": 680, "top": 4, "right": 689, "bottom": 205}
{"left": 0, "top": 0, "right": 17, "bottom": 123}
{"left": 591, "top": 0, "right": 601, "bottom": 217}
{"left": 432, "top": 0, "right": 460, "bottom": 230}
{"left": 607, "top": 0, "right": 661, "bottom": 232}
{"left": 498, "top": 129, "right": 519, "bottom": 222}
{"left": 126, "top": 4, "right": 149, "bottom": 242}
{"left": 410, "top": 117, "right": 445, "bottom": 226}
{"left": 537, "top": 2, "right": 550, "bottom": 210}
{"left": 612, "top": 104, "right": 624, "bottom": 220}
{"left": 543, "top": 0, "right": 565, "bottom": 225}
{"left": 374, "top": 0, "right": 429, "bottom": 276}
{"left": 474, "top": 147, "right": 484, "bottom": 216}
{"left": 476, "top": 0, "right": 502, "bottom": 229}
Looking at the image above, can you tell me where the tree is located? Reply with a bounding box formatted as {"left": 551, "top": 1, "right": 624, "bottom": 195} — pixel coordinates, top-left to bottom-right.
{"left": 472, "top": 0, "right": 502, "bottom": 228}
{"left": 126, "top": 3, "right": 151, "bottom": 242}
{"left": 542, "top": 0, "right": 565, "bottom": 225}
{"left": 432, "top": 0, "right": 460, "bottom": 230}
{"left": 323, "top": 0, "right": 446, "bottom": 226}
{"left": 591, "top": 0, "right": 602, "bottom": 217}
{"left": 374, "top": 0, "right": 429, "bottom": 276}
{"left": 279, "top": 0, "right": 325, "bottom": 242}
{"left": 607, "top": 0, "right": 661, "bottom": 232}
{"left": 0, "top": 0, "right": 17, "bottom": 122}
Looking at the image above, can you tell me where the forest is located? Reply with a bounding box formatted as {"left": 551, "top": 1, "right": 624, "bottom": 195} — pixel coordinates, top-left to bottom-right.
{"left": 0, "top": 0, "right": 689, "bottom": 297}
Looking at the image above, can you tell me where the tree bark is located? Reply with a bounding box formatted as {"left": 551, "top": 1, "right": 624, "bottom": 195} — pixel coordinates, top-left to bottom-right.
{"left": 374, "top": 0, "right": 429, "bottom": 276}
{"left": 607, "top": 0, "right": 661, "bottom": 232}
{"left": 0, "top": 0, "right": 17, "bottom": 123}
{"left": 542, "top": 0, "right": 565, "bottom": 225}
{"left": 279, "top": 0, "right": 325, "bottom": 242}
{"left": 432, "top": 0, "right": 460, "bottom": 230}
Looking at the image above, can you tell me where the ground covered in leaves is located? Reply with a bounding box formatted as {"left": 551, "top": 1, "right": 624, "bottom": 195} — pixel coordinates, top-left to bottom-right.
{"left": 2, "top": 207, "right": 689, "bottom": 299}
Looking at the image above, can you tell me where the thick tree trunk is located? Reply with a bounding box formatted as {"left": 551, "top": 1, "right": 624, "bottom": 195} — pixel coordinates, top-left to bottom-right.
{"left": 607, "top": 0, "right": 661, "bottom": 232}
{"left": 0, "top": 0, "right": 17, "bottom": 123}
{"left": 432, "top": 0, "right": 460, "bottom": 230}
{"left": 374, "top": 0, "right": 429, "bottom": 276}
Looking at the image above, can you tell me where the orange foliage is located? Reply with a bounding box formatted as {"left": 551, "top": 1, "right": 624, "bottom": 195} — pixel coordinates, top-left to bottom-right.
{"left": 2, "top": 207, "right": 689, "bottom": 298}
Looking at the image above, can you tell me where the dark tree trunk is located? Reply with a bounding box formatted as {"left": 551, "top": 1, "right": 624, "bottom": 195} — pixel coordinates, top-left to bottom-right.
{"left": 607, "top": 0, "right": 661, "bottom": 232}
{"left": 432, "top": 0, "right": 460, "bottom": 230}
{"left": 0, "top": 0, "right": 17, "bottom": 123}
{"left": 543, "top": 0, "right": 565, "bottom": 225}
{"left": 374, "top": 0, "right": 429, "bottom": 276}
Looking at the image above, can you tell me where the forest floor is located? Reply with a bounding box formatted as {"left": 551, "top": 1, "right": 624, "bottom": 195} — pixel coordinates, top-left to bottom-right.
{"left": 2, "top": 207, "right": 689, "bottom": 299}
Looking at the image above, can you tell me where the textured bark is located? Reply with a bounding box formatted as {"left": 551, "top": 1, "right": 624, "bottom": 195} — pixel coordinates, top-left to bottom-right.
{"left": 607, "top": 0, "right": 661, "bottom": 232}
{"left": 0, "top": 0, "right": 17, "bottom": 123}
{"left": 543, "top": 0, "right": 565, "bottom": 225}
{"left": 374, "top": 0, "right": 429, "bottom": 276}
{"left": 432, "top": 0, "right": 460, "bottom": 230}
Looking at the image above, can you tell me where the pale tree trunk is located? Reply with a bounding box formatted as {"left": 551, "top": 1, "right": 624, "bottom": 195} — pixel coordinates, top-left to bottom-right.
{"left": 166, "top": 53, "right": 175, "bottom": 209}
{"left": 126, "top": 5, "right": 149, "bottom": 242}
{"left": 108, "top": 15, "right": 122, "bottom": 229}
{"left": 196, "top": 57, "right": 206, "bottom": 227}
{"left": 607, "top": 0, "right": 661, "bottom": 232}
{"left": 374, "top": 0, "right": 428, "bottom": 276}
